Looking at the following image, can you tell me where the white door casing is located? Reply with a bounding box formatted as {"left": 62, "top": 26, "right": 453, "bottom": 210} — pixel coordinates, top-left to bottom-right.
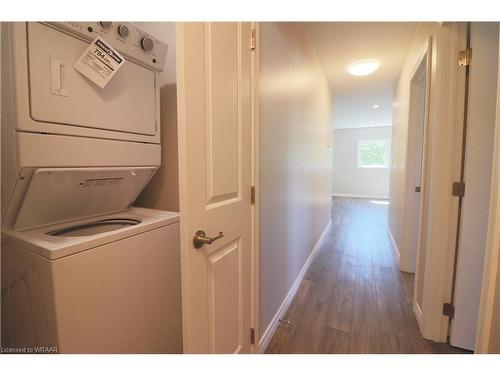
{"left": 400, "top": 37, "right": 432, "bottom": 329}
{"left": 401, "top": 40, "right": 429, "bottom": 275}
{"left": 176, "top": 22, "right": 253, "bottom": 354}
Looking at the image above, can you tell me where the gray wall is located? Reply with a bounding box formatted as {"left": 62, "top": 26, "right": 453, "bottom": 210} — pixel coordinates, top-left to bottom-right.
{"left": 332, "top": 126, "right": 392, "bottom": 199}
{"left": 259, "top": 23, "right": 333, "bottom": 338}
{"left": 135, "top": 22, "right": 179, "bottom": 213}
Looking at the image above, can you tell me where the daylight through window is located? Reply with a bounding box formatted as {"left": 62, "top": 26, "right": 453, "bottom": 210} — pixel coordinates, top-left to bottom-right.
{"left": 357, "top": 140, "right": 390, "bottom": 168}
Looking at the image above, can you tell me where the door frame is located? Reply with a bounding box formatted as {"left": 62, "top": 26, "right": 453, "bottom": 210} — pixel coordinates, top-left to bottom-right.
{"left": 475, "top": 31, "right": 500, "bottom": 353}
{"left": 409, "top": 37, "right": 432, "bottom": 327}
{"left": 250, "top": 21, "right": 260, "bottom": 354}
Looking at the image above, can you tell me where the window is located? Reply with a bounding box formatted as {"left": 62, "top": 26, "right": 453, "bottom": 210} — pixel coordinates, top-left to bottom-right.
{"left": 357, "top": 140, "right": 390, "bottom": 168}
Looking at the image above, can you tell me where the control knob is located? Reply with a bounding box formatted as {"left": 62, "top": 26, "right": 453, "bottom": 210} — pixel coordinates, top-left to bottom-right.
{"left": 141, "top": 36, "right": 154, "bottom": 52}
{"left": 118, "top": 24, "right": 129, "bottom": 37}
{"left": 99, "top": 22, "right": 112, "bottom": 28}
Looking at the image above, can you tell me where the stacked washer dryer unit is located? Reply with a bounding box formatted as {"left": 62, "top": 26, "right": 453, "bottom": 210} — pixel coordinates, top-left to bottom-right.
{"left": 1, "top": 22, "right": 182, "bottom": 353}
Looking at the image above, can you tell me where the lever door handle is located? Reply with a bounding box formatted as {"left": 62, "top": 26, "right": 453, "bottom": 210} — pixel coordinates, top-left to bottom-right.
{"left": 193, "top": 230, "right": 224, "bottom": 249}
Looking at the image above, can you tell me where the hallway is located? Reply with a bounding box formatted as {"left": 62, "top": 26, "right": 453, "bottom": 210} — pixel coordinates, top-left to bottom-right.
{"left": 265, "top": 197, "right": 468, "bottom": 354}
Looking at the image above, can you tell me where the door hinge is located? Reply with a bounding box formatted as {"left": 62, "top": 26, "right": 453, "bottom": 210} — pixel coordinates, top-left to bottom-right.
{"left": 443, "top": 303, "right": 455, "bottom": 319}
{"left": 458, "top": 48, "right": 472, "bottom": 66}
{"left": 250, "top": 28, "right": 256, "bottom": 51}
{"left": 250, "top": 185, "right": 256, "bottom": 205}
{"left": 452, "top": 181, "right": 466, "bottom": 197}
{"left": 250, "top": 328, "right": 255, "bottom": 345}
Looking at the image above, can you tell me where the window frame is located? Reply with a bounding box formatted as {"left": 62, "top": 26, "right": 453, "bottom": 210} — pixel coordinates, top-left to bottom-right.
{"left": 357, "top": 139, "right": 391, "bottom": 169}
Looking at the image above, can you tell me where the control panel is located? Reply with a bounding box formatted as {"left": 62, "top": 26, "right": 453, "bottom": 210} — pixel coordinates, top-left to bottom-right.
{"left": 44, "top": 22, "right": 168, "bottom": 72}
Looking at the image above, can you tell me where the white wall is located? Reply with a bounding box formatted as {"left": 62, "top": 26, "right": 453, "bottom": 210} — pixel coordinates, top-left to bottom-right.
{"left": 332, "top": 126, "right": 392, "bottom": 199}
{"left": 259, "top": 23, "right": 333, "bottom": 338}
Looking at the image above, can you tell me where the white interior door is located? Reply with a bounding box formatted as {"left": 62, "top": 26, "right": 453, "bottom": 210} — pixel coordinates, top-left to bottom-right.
{"left": 451, "top": 22, "right": 499, "bottom": 351}
{"left": 176, "top": 22, "right": 254, "bottom": 354}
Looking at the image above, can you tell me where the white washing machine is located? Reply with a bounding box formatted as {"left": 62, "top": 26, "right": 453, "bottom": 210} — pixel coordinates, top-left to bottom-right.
{"left": 1, "top": 167, "right": 182, "bottom": 353}
{"left": 1, "top": 207, "right": 181, "bottom": 354}
{"left": 1, "top": 23, "right": 182, "bottom": 353}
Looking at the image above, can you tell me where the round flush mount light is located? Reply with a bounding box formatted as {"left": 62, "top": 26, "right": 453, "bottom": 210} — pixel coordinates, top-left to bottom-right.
{"left": 348, "top": 59, "right": 380, "bottom": 76}
{"left": 372, "top": 104, "right": 380, "bottom": 109}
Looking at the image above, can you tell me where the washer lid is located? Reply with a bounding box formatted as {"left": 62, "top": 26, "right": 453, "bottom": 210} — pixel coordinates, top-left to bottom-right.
{"left": 14, "top": 167, "right": 157, "bottom": 230}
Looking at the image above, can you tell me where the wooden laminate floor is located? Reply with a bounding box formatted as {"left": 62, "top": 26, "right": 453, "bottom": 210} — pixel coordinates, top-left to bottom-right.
{"left": 265, "top": 197, "right": 469, "bottom": 354}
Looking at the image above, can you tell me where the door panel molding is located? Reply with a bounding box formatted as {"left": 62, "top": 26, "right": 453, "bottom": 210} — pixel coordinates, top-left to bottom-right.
{"left": 204, "top": 23, "right": 242, "bottom": 205}
{"left": 207, "top": 239, "right": 243, "bottom": 353}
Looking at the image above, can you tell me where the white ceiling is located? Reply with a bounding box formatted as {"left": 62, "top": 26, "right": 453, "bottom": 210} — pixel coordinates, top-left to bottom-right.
{"left": 302, "top": 22, "right": 418, "bottom": 129}
{"left": 334, "top": 90, "right": 394, "bottom": 130}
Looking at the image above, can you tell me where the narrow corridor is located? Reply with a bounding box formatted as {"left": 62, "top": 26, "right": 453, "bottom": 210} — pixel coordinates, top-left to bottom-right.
{"left": 266, "top": 197, "right": 468, "bottom": 354}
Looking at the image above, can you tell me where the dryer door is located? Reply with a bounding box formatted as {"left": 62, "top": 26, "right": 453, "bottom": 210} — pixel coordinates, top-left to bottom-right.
{"left": 27, "top": 23, "right": 158, "bottom": 139}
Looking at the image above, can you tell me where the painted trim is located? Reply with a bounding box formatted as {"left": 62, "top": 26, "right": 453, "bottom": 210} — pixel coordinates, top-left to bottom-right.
{"left": 258, "top": 220, "right": 332, "bottom": 354}
{"left": 400, "top": 37, "right": 432, "bottom": 276}
{"left": 411, "top": 35, "right": 437, "bottom": 341}
{"left": 332, "top": 193, "right": 388, "bottom": 200}
{"left": 250, "top": 21, "right": 260, "bottom": 354}
{"left": 175, "top": 22, "right": 193, "bottom": 353}
{"left": 413, "top": 301, "right": 424, "bottom": 330}
{"left": 387, "top": 225, "right": 401, "bottom": 263}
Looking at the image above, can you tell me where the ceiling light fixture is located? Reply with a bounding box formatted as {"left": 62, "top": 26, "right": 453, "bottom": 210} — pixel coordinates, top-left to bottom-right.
{"left": 348, "top": 59, "right": 380, "bottom": 77}
{"left": 372, "top": 104, "right": 379, "bottom": 109}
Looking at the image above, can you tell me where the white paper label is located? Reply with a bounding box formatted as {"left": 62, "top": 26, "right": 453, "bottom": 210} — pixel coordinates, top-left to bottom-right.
{"left": 73, "top": 37, "right": 125, "bottom": 88}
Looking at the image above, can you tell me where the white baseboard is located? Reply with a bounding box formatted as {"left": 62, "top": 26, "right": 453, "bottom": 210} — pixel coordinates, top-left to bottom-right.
{"left": 386, "top": 225, "right": 400, "bottom": 262}
{"left": 258, "top": 220, "right": 332, "bottom": 353}
{"left": 332, "top": 193, "right": 388, "bottom": 200}
{"left": 413, "top": 301, "right": 423, "bottom": 330}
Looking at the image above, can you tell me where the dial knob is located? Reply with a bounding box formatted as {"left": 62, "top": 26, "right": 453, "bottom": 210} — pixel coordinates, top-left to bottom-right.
{"left": 141, "top": 36, "right": 154, "bottom": 52}
{"left": 99, "top": 22, "right": 112, "bottom": 28}
{"left": 118, "top": 24, "right": 129, "bottom": 38}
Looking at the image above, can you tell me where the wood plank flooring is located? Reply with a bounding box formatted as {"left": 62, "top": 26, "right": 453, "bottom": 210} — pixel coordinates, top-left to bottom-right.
{"left": 265, "top": 197, "right": 470, "bottom": 354}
